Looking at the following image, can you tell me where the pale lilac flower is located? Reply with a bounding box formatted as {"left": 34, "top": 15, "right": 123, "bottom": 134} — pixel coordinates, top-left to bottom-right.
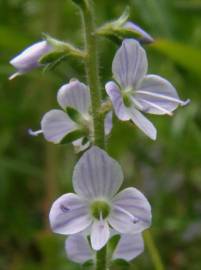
{"left": 9, "top": 41, "right": 52, "bottom": 79}
{"left": 65, "top": 231, "right": 144, "bottom": 264}
{"left": 29, "top": 80, "right": 112, "bottom": 152}
{"left": 49, "top": 146, "right": 151, "bottom": 250}
{"left": 123, "top": 21, "right": 154, "bottom": 44}
{"left": 106, "top": 39, "right": 189, "bottom": 140}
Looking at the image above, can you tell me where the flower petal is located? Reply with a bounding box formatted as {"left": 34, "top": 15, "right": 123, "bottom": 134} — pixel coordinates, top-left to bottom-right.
{"left": 65, "top": 234, "right": 93, "bottom": 264}
{"left": 113, "top": 233, "right": 144, "bottom": 261}
{"left": 112, "top": 39, "right": 148, "bottom": 89}
{"left": 109, "top": 206, "right": 139, "bottom": 234}
{"left": 123, "top": 21, "right": 154, "bottom": 44}
{"left": 10, "top": 41, "right": 51, "bottom": 72}
{"left": 91, "top": 219, "right": 110, "bottom": 250}
{"left": 41, "top": 109, "right": 76, "bottom": 143}
{"left": 104, "top": 111, "right": 113, "bottom": 135}
{"left": 127, "top": 107, "right": 157, "bottom": 140}
{"left": 57, "top": 80, "right": 90, "bottom": 113}
{"left": 135, "top": 75, "right": 189, "bottom": 115}
{"left": 112, "top": 188, "right": 152, "bottom": 233}
{"left": 105, "top": 81, "right": 130, "bottom": 121}
{"left": 73, "top": 146, "right": 123, "bottom": 199}
{"left": 49, "top": 193, "right": 92, "bottom": 235}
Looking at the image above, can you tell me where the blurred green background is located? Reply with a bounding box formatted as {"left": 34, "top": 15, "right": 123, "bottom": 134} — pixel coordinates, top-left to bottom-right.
{"left": 1, "top": 0, "right": 201, "bottom": 269}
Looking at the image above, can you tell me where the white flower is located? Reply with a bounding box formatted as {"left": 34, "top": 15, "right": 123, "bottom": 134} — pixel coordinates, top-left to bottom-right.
{"left": 106, "top": 39, "right": 190, "bottom": 140}
{"left": 29, "top": 80, "right": 113, "bottom": 152}
{"left": 9, "top": 41, "right": 52, "bottom": 80}
{"left": 65, "top": 231, "right": 144, "bottom": 264}
{"left": 49, "top": 146, "right": 151, "bottom": 250}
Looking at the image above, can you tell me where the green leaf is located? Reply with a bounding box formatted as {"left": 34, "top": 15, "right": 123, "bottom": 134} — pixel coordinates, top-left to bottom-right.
{"left": 152, "top": 39, "right": 201, "bottom": 77}
{"left": 60, "top": 129, "right": 86, "bottom": 144}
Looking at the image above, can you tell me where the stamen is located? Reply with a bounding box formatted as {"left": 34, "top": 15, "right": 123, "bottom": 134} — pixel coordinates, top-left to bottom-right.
{"left": 28, "top": 128, "right": 43, "bottom": 136}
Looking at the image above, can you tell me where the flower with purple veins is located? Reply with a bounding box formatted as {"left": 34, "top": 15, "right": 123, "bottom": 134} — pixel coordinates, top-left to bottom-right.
{"left": 65, "top": 231, "right": 144, "bottom": 264}
{"left": 29, "top": 80, "right": 112, "bottom": 152}
{"left": 105, "top": 39, "right": 190, "bottom": 140}
{"left": 49, "top": 146, "right": 151, "bottom": 250}
{"left": 9, "top": 41, "right": 52, "bottom": 80}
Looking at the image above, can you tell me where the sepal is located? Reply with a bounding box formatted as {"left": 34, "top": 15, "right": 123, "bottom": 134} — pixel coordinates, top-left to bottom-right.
{"left": 97, "top": 7, "right": 153, "bottom": 44}
{"left": 66, "top": 106, "right": 83, "bottom": 124}
{"left": 111, "top": 259, "right": 130, "bottom": 269}
{"left": 60, "top": 129, "right": 87, "bottom": 144}
{"left": 39, "top": 33, "right": 85, "bottom": 65}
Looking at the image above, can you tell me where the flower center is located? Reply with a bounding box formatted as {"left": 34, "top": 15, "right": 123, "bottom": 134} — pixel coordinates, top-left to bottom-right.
{"left": 122, "top": 87, "right": 133, "bottom": 107}
{"left": 90, "top": 200, "right": 111, "bottom": 219}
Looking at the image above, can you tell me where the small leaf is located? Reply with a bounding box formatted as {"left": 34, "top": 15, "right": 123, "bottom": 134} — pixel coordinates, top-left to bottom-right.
{"left": 60, "top": 129, "right": 86, "bottom": 144}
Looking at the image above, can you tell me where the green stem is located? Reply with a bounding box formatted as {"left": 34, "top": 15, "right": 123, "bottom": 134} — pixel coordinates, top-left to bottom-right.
{"left": 81, "top": 0, "right": 105, "bottom": 148}
{"left": 80, "top": 1, "right": 107, "bottom": 269}
{"left": 144, "top": 230, "right": 164, "bottom": 270}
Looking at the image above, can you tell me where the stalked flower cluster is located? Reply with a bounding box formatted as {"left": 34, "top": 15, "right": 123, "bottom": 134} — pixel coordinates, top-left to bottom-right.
{"left": 10, "top": 3, "right": 189, "bottom": 267}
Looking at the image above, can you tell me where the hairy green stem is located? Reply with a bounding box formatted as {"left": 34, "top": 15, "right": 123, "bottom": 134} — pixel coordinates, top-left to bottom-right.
{"left": 82, "top": 0, "right": 105, "bottom": 148}
{"left": 81, "top": 1, "right": 107, "bottom": 269}
{"left": 144, "top": 230, "right": 164, "bottom": 270}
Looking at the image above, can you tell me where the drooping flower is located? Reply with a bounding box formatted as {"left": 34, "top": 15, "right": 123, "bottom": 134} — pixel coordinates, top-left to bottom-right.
{"left": 49, "top": 146, "right": 151, "bottom": 250}
{"left": 105, "top": 39, "right": 190, "bottom": 140}
{"left": 29, "top": 80, "right": 112, "bottom": 152}
{"left": 65, "top": 231, "right": 144, "bottom": 264}
{"left": 9, "top": 41, "right": 52, "bottom": 80}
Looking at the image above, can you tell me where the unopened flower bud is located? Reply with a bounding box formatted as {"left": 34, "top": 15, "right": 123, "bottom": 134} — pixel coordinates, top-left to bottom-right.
{"left": 9, "top": 41, "right": 52, "bottom": 79}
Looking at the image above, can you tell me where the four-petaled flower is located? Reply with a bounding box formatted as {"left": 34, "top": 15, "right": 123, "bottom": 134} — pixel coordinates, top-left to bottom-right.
{"left": 9, "top": 41, "right": 52, "bottom": 80}
{"left": 49, "top": 146, "right": 151, "bottom": 250}
{"left": 29, "top": 79, "right": 112, "bottom": 152}
{"left": 65, "top": 231, "right": 144, "bottom": 264}
{"left": 106, "top": 39, "right": 189, "bottom": 140}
